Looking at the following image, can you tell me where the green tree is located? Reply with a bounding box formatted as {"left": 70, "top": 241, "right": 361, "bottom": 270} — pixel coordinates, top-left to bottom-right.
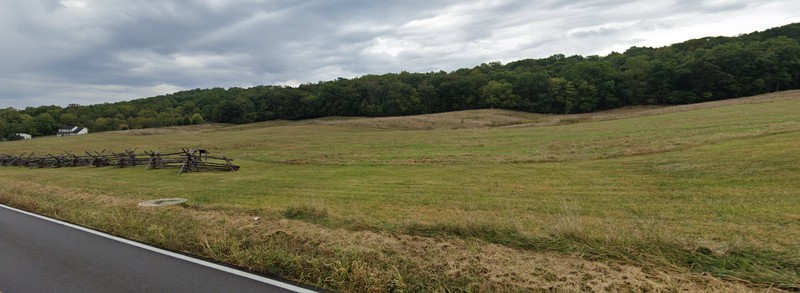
{"left": 0, "top": 117, "right": 8, "bottom": 140}
{"left": 415, "top": 80, "right": 437, "bottom": 113}
{"left": 60, "top": 113, "right": 79, "bottom": 126}
{"left": 212, "top": 100, "right": 242, "bottom": 123}
{"left": 566, "top": 59, "right": 619, "bottom": 109}
{"left": 190, "top": 113, "right": 205, "bottom": 124}
{"left": 27, "top": 113, "right": 58, "bottom": 136}
{"left": 480, "top": 80, "right": 519, "bottom": 109}
{"left": 512, "top": 71, "right": 551, "bottom": 112}
{"left": 92, "top": 117, "right": 114, "bottom": 132}
{"left": 752, "top": 37, "right": 800, "bottom": 92}
{"left": 382, "top": 78, "right": 419, "bottom": 115}
{"left": 548, "top": 78, "right": 578, "bottom": 114}
{"left": 622, "top": 55, "right": 651, "bottom": 104}
{"left": 573, "top": 80, "right": 599, "bottom": 112}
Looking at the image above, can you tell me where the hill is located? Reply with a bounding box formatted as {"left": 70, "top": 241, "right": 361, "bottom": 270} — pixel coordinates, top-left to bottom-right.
{"left": 1, "top": 91, "right": 798, "bottom": 291}
{"left": 2, "top": 22, "right": 800, "bottom": 141}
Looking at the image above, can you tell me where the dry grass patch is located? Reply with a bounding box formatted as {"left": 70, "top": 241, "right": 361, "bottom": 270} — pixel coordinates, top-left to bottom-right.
{"left": 118, "top": 123, "right": 224, "bottom": 135}
{"left": 318, "top": 109, "right": 544, "bottom": 130}
{"left": 508, "top": 90, "right": 800, "bottom": 128}
{"left": 0, "top": 179, "right": 774, "bottom": 292}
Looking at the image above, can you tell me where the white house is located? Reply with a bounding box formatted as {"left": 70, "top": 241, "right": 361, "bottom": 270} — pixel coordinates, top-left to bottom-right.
{"left": 15, "top": 133, "right": 32, "bottom": 140}
{"left": 57, "top": 126, "right": 89, "bottom": 137}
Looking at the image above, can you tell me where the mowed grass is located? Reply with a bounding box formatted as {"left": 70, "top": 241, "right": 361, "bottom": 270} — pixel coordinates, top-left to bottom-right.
{"left": 1, "top": 91, "right": 799, "bottom": 291}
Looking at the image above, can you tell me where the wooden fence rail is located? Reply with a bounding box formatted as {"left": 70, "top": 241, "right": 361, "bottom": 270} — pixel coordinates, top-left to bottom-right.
{"left": 0, "top": 148, "right": 239, "bottom": 173}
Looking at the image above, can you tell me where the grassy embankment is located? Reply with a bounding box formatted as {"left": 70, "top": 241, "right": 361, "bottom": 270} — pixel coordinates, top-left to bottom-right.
{"left": 1, "top": 90, "right": 799, "bottom": 292}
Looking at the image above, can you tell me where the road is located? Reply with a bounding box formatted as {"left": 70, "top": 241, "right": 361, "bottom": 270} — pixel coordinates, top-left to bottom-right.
{"left": 0, "top": 204, "right": 317, "bottom": 293}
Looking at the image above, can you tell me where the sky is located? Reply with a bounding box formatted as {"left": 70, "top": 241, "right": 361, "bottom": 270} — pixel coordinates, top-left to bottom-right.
{"left": 1, "top": 0, "right": 799, "bottom": 109}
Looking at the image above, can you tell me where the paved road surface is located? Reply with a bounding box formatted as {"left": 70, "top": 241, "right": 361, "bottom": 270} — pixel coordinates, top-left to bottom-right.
{"left": 0, "top": 204, "right": 316, "bottom": 293}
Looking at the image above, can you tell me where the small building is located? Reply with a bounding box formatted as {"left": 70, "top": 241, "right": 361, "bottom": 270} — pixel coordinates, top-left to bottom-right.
{"left": 15, "top": 133, "right": 32, "bottom": 140}
{"left": 57, "top": 126, "right": 89, "bottom": 137}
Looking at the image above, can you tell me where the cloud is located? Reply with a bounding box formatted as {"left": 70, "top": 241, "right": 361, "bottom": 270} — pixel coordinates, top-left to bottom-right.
{"left": 0, "top": 74, "right": 183, "bottom": 107}
{"left": 0, "top": 0, "right": 799, "bottom": 109}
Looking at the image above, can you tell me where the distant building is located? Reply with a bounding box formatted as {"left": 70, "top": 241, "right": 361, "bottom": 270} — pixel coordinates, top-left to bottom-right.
{"left": 15, "top": 133, "right": 32, "bottom": 140}
{"left": 57, "top": 126, "right": 89, "bottom": 137}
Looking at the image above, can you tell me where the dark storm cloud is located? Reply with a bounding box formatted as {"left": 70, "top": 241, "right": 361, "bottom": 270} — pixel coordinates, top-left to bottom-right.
{"left": 0, "top": 0, "right": 798, "bottom": 108}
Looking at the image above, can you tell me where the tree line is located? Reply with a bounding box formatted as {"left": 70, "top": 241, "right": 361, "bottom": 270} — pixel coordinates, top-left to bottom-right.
{"left": 2, "top": 23, "right": 799, "bottom": 140}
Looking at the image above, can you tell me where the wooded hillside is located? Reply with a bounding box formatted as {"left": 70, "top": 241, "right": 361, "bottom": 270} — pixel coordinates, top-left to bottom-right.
{"left": 2, "top": 23, "right": 799, "bottom": 140}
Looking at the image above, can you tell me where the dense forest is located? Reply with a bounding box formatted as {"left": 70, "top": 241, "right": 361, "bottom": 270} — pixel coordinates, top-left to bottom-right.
{"left": 2, "top": 23, "right": 799, "bottom": 140}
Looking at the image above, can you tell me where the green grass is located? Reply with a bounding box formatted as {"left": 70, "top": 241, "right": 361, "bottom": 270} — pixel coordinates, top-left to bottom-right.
{"left": 1, "top": 91, "right": 799, "bottom": 291}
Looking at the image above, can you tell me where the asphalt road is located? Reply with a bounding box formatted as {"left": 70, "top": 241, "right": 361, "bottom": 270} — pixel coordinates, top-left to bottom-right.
{"left": 0, "top": 204, "right": 316, "bottom": 293}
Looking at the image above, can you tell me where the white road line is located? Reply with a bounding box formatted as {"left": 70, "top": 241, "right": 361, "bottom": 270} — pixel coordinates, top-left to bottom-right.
{"left": 0, "top": 204, "right": 317, "bottom": 293}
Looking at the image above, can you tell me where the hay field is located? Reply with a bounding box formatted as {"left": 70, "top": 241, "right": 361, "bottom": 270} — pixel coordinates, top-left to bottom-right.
{"left": 1, "top": 91, "right": 799, "bottom": 292}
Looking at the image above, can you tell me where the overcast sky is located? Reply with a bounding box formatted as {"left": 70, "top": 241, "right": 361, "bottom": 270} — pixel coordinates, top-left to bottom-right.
{"left": 1, "top": 0, "right": 798, "bottom": 109}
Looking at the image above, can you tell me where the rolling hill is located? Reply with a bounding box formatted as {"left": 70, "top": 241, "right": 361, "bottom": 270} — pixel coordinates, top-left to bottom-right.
{"left": 1, "top": 90, "right": 799, "bottom": 291}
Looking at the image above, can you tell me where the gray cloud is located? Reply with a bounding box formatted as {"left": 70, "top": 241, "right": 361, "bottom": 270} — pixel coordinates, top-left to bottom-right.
{"left": 1, "top": 0, "right": 799, "bottom": 108}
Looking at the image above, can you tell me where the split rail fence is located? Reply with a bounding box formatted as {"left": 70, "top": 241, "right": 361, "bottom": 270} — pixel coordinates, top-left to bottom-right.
{"left": 0, "top": 148, "right": 239, "bottom": 174}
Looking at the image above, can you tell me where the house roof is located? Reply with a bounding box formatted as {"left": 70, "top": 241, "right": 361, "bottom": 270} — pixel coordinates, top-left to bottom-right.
{"left": 58, "top": 126, "right": 86, "bottom": 134}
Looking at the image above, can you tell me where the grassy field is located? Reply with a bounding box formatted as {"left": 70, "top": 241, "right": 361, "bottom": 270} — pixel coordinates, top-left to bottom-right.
{"left": 1, "top": 91, "right": 799, "bottom": 292}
